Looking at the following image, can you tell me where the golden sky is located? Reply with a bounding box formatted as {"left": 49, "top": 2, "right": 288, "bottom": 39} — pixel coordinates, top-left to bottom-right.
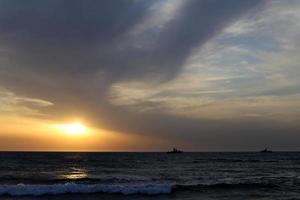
{"left": 0, "top": 115, "right": 170, "bottom": 151}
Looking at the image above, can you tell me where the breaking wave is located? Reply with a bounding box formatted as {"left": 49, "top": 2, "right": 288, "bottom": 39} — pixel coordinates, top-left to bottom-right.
{"left": 0, "top": 181, "right": 278, "bottom": 196}
{"left": 0, "top": 182, "right": 173, "bottom": 196}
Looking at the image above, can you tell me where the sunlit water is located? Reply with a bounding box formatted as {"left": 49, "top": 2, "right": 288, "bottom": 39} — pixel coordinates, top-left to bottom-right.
{"left": 0, "top": 152, "right": 300, "bottom": 200}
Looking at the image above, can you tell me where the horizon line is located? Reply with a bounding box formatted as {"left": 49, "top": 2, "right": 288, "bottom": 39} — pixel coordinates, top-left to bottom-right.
{"left": 1, "top": 150, "right": 300, "bottom": 153}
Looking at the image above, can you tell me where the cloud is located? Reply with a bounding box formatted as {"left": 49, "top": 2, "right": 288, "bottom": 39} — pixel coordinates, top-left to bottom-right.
{"left": 3, "top": 0, "right": 300, "bottom": 150}
{"left": 0, "top": 0, "right": 262, "bottom": 110}
{"left": 109, "top": 0, "right": 300, "bottom": 120}
{"left": 0, "top": 88, "right": 53, "bottom": 117}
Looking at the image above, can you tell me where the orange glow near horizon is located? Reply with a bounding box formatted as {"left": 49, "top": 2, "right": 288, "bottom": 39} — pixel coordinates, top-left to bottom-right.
{"left": 0, "top": 115, "right": 167, "bottom": 151}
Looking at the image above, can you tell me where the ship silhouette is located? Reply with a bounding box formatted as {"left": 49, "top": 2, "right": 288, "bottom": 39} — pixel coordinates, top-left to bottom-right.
{"left": 260, "top": 148, "right": 272, "bottom": 153}
{"left": 167, "top": 148, "right": 183, "bottom": 154}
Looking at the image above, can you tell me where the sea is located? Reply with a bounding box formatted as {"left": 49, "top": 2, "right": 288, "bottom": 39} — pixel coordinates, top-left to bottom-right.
{"left": 0, "top": 152, "right": 299, "bottom": 200}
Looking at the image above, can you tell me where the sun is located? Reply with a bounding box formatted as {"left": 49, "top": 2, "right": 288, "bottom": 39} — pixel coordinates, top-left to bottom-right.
{"left": 59, "top": 122, "right": 88, "bottom": 136}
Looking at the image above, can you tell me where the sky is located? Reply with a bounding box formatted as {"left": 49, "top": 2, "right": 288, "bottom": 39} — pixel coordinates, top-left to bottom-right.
{"left": 0, "top": 0, "right": 300, "bottom": 151}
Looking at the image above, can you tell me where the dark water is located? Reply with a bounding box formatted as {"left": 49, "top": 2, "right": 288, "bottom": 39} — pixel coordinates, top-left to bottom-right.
{"left": 0, "top": 152, "right": 300, "bottom": 200}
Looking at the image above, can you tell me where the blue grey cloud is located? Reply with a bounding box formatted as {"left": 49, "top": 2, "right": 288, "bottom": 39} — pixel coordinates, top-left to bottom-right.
{"left": 4, "top": 0, "right": 300, "bottom": 151}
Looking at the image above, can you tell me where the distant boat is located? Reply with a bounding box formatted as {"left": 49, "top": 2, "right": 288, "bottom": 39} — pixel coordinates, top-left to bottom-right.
{"left": 167, "top": 148, "right": 183, "bottom": 154}
{"left": 260, "top": 148, "right": 272, "bottom": 153}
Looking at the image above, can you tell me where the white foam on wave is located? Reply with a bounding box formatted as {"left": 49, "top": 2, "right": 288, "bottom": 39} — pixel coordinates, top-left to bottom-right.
{"left": 0, "top": 183, "right": 173, "bottom": 196}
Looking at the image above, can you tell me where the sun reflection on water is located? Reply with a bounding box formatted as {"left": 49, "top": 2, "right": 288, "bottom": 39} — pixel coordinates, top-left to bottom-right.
{"left": 61, "top": 167, "right": 88, "bottom": 180}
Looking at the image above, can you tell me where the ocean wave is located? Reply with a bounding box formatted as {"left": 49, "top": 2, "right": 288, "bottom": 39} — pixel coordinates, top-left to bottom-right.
{"left": 0, "top": 175, "right": 152, "bottom": 185}
{"left": 175, "top": 182, "right": 277, "bottom": 191}
{"left": 85, "top": 175, "right": 151, "bottom": 182}
{"left": 0, "top": 180, "right": 280, "bottom": 196}
{"left": 0, "top": 182, "right": 173, "bottom": 196}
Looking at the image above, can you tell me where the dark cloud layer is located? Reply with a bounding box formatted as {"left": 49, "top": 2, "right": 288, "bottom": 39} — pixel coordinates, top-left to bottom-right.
{"left": 0, "top": 0, "right": 262, "bottom": 81}
{"left": 2, "top": 0, "right": 296, "bottom": 151}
